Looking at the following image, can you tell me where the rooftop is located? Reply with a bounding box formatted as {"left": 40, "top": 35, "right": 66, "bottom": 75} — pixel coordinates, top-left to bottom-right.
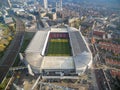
{"left": 69, "top": 27, "right": 89, "bottom": 56}
{"left": 41, "top": 56, "right": 74, "bottom": 70}
{"left": 25, "top": 31, "right": 49, "bottom": 54}
{"left": 4, "top": 17, "right": 13, "bottom": 24}
{"left": 51, "top": 28, "right": 68, "bottom": 33}
{"left": 24, "top": 27, "right": 92, "bottom": 74}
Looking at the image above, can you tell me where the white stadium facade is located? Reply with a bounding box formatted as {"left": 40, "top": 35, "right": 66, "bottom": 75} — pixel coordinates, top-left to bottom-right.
{"left": 20, "top": 26, "right": 93, "bottom": 79}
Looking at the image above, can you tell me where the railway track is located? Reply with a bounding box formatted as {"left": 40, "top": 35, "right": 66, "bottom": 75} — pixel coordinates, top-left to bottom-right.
{"left": 0, "top": 19, "right": 25, "bottom": 83}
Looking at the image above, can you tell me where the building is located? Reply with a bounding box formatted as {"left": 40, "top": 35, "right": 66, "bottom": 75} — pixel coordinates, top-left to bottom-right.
{"left": 21, "top": 26, "right": 92, "bottom": 79}
{"left": 56, "top": 0, "right": 63, "bottom": 12}
{"left": 4, "top": 17, "right": 13, "bottom": 24}
{"left": 8, "top": 0, "right": 12, "bottom": 8}
{"left": 44, "top": 0, "right": 48, "bottom": 10}
{"left": 47, "top": 12, "right": 57, "bottom": 20}
{"left": 68, "top": 17, "right": 79, "bottom": 26}
{"left": 93, "top": 30, "right": 106, "bottom": 39}
{"left": 99, "top": 42, "right": 120, "bottom": 55}
{"left": 60, "top": 0, "right": 63, "bottom": 11}
{"left": 52, "top": 13, "right": 57, "bottom": 20}
{"left": 40, "top": 12, "right": 47, "bottom": 17}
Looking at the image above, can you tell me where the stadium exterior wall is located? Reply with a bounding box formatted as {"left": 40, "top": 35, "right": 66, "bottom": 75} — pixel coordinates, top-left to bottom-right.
{"left": 23, "top": 27, "right": 93, "bottom": 77}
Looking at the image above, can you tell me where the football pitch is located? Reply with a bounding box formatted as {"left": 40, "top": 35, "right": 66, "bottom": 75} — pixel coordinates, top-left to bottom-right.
{"left": 47, "top": 39, "right": 71, "bottom": 56}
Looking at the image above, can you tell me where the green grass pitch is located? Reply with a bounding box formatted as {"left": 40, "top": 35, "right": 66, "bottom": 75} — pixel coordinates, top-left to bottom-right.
{"left": 47, "top": 39, "right": 71, "bottom": 56}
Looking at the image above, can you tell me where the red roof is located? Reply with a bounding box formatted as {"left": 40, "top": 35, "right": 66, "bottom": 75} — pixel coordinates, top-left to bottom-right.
{"left": 105, "top": 58, "right": 120, "bottom": 66}
{"left": 93, "top": 31, "right": 105, "bottom": 36}
{"left": 99, "top": 42, "right": 120, "bottom": 55}
{"left": 110, "top": 70, "right": 120, "bottom": 78}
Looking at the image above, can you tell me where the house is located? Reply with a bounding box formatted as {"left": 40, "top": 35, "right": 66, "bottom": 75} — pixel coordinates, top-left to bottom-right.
{"left": 4, "top": 17, "right": 13, "bottom": 24}
{"left": 93, "top": 30, "right": 106, "bottom": 39}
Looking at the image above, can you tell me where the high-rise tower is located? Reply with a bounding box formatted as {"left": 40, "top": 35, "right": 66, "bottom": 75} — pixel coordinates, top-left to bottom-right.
{"left": 56, "top": 0, "right": 63, "bottom": 11}
{"left": 60, "top": 0, "right": 62, "bottom": 11}
{"left": 8, "top": 0, "right": 12, "bottom": 8}
{"left": 44, "top": 0, "right": 48, "bottom": 10}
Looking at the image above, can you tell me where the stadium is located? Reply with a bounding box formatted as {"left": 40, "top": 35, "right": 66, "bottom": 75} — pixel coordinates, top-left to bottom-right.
{"left": 21, "top": 26, "right": 92, "bottom": 79}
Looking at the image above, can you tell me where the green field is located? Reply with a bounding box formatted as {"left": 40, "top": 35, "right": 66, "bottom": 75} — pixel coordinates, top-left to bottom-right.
{"left": 47, "top": 39, "right": 71, "bottom": 56}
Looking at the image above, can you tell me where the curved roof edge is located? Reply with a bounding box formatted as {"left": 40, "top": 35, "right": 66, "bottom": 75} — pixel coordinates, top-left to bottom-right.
{"left": 73, "top": 51, "right": 93, "bottom": 73}
{"left": 68, "top": 27, "right": 93, "bottom": 72}
{"left": 25, "top": 52, "right": 43, "bottom": 68}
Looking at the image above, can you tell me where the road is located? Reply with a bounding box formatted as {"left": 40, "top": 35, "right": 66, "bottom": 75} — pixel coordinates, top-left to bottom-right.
{"left": 0, "top": 19, "right": 25, "bottom": 84}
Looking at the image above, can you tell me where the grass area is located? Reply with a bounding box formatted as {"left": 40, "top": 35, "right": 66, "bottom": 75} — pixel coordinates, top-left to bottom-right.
{"left": 20, "top": 32, "right": 35, "bottom": 52}
{"left": 20, "top": 39, "right": 31, "bottom": 53}
{"left": 0, "top": 78, "right": 10, "bottom": 90}
{"left": 0, "top": 72, "right": 11, "bottom": 90}
{"left": 13, "top": 38, "right": 32, "bottom": 67}
{"left": 12, "top": 56, "right": 20, "bottom": 67}
{"left": 13, "top": 32, "right": 35, "bottom": 67}
{"left": 47, "top": 39, "right": 71, "bottom": 56}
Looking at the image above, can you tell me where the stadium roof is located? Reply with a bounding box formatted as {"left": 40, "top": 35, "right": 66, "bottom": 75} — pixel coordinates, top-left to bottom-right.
{"left": 73, "top": 51, "right": 92, "bottom": 72}
{"left": 68, "top": 27, "right": 92, "bottom": 73}
{"left": 41, "top": 56, "right": 74, "bottom": 70}
{"left": 68, "top": 27, "right": 89, "bottom": 56}
{"left": 25, "top": 31, "right": 49, "bottom": 55}
{"left": 51, "top": 28, "right": 68, "bottom": 33}
{"left": 25, "top": 53, "right": 43, "bottom": 68}
{"left": 24, "top": 27, "right": 92, "bottom": 75}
